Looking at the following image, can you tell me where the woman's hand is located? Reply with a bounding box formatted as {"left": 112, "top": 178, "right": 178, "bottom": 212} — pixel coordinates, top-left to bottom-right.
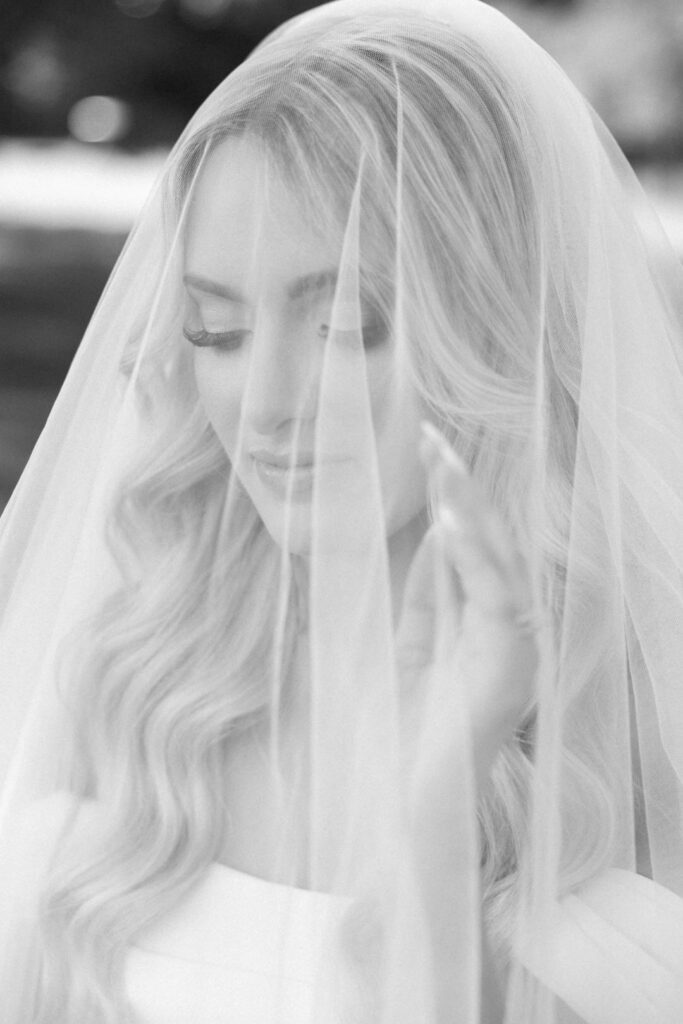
{"left": 394, "top": 424, "right": 534, "bottom": 1021}
{"left": 396, "top": 420, "right": 541, "bottom": 794}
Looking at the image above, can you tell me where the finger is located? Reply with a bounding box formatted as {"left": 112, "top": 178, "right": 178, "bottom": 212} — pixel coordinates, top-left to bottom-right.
{"left": 438, "top": 512, "right": 519, "bottom": 618}
{"left": 396, "top": 527, "right": 439, "bottom": 672}
{"left": 420, "top": 424, "right": 516, "bottom": 579}
{"left": 419, "top": 423, "right": 504, "bottom": 546}
{"left": 437, "top": 465, "right": 511, "bottom": 572}
{"left": 396, "top": 526, "right": 466, "bottom": 673}
{"left": 420, "top": 423, "right": 530, "bottom": 617}
{"left": 403, "top": 525, "right": 439, "bottom": 613}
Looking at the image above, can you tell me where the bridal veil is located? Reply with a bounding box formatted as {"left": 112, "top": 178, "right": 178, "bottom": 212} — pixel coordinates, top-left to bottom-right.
{"left": 1, "top": 1, "right": 682, "bottom": 1021}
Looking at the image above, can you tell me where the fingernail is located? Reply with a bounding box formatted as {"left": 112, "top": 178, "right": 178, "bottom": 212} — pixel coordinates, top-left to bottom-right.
{"left": 420, "top": 420, "right": 443, "bottom": 447}
{"left": 418, "top": 422, "right": 439, "bottom": 468}
{"left": 420, "top": 421, "right": 468, "bottom": 476}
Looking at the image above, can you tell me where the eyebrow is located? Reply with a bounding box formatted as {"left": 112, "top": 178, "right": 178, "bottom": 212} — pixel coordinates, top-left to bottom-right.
{"left": 183, "top": 269, "right": 338, "bottom": 303}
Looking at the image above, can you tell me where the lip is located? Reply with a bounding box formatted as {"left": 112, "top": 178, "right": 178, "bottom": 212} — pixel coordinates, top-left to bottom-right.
{"left": 249, "top": 451, "right": 347, "bottom": 501}
{"left": 249, "top": 448, "right": 316, "bottom": 469}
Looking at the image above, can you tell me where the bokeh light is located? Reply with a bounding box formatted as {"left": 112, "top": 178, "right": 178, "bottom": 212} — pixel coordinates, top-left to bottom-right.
{"left": 115, "top": 0, "right": 165, "bottom": 17}
{"left": 0, "top": 141, "right": 166, "bottom": 230}
{"left": 5, "top": 36, "right": 68, "bottom": 109}
{"left": 67, "top": 96, "right": 132, "bottom": 145}
{"left": 180, "top": 0, "right": 234, "bottom": 21}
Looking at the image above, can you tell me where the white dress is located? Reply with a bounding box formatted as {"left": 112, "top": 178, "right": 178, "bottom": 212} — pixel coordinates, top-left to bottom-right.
{"left": 125, "top": 860, "right": 683, "bottom": 1024}
{"left": 5, "top": 793, "right": 353, "bottom": 1023}
{"left": 6, "top": 793, "right": 683, "bottom": 1024}
{"left": 126, "top": 861, "right": 351, "bottom": 1024}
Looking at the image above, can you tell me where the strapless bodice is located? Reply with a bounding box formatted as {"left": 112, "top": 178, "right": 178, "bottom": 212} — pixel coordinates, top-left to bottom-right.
{"left": 126, "top": 862, "right": 353, "bottom": 1023}
{"left": 7, "top": 794, "right": 683, "bottom": 1023}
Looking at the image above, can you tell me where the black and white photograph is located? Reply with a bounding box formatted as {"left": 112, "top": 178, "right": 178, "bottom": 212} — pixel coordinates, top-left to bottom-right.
{"left": 1, "top": 1, "right": 682, "bottom": 1021}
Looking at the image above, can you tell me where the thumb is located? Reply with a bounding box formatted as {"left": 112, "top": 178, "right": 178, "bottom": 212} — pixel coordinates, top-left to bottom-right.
{"left": 396, "top": 524, "right": 461, "bottom": 676}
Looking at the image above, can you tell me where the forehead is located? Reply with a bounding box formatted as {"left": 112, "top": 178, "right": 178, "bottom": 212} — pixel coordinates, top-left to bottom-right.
{"left": 183, "top": 136, "right": 342, "bottom": 295}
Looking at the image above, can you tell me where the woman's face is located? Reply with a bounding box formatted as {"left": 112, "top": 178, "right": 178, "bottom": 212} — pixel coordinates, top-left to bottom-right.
{"left": 184, "top": 136, "right": 428, "bottom": 555}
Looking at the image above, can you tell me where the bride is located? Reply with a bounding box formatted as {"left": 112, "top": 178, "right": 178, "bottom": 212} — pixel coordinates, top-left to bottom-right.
{"left": 1, "top": 2, "right": 682, "bottom": 1022}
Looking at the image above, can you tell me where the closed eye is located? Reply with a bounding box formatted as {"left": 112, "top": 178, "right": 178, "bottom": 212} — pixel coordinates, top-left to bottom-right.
{"left": 182, "top": 318, "right": 387, "bottom": 352}
{"left": 183, "top": 327, "right": 251, "bottom": 352}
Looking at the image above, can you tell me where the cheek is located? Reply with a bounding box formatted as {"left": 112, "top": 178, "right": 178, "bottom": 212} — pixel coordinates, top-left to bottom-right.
{"left": 193, "top": 354, "right": 244, "bottom": 457}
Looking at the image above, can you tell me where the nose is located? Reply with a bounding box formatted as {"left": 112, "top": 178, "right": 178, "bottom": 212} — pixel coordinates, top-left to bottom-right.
{"left": 242, "top": 308, "right": 318, "bottom": 437}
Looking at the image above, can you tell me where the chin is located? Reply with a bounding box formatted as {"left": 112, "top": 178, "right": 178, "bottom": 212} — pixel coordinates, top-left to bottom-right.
{"left": 254, "top": 501, "right": 314, "bottom": 557}
{"left": 265, "top": 520, "right": 313, "bottom": 557}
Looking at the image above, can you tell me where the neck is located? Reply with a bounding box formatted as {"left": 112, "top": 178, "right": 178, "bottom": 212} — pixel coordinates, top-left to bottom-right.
{"left": 276, "top": 508, "right": 430, "bottom": 739}
{"left": 290, "top": 505, "right": 430, "bottom": 629}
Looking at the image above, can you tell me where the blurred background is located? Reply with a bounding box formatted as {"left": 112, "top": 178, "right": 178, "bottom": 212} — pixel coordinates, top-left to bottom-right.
{"left": 1, "top": 0, "right": 683, "bottom": 510}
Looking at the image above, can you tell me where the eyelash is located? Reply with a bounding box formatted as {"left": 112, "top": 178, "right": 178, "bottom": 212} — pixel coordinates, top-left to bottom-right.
{"left": 183, "top": 327, "right": 250, "bottom": 351}
{"left": 182, "top": 321, "right": 388, "bottom": 353}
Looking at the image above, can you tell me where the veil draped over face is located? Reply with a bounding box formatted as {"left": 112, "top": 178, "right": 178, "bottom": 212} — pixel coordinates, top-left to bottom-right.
{"left": 1, "top": 1, "right": 683, "bottom": 1022}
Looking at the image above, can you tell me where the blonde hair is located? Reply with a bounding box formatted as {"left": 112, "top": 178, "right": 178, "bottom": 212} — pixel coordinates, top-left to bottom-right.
{"left": 32, "top": 13, "right": 615, "bottom": 1020}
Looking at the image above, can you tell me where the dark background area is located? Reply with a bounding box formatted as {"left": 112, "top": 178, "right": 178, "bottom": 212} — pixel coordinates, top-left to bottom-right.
{"left": 1, "top": 0, "right": 682, "bottom": 509}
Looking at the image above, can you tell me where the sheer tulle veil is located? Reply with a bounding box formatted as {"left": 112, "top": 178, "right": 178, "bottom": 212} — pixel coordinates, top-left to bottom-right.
{"left": 1, "top": 1, "right": 682, "bottom": 1021}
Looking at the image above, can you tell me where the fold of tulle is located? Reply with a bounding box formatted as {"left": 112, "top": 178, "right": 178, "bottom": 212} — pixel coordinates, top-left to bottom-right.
{"left": 517, "top": 869, "right": 683, "bottom": 1024}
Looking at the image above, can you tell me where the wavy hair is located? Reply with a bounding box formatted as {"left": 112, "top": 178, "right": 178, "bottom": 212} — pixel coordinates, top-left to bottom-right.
{"left": 30, "top": 12, "right": 618, "bottom": 1021}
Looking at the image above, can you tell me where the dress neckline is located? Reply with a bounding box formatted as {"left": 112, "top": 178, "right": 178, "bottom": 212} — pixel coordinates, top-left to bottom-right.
{"left": 130, "top": 856, "right": 351, "bottom": 973}
{"left": 208, "top": 859, "right": 350, "bottom": 903}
